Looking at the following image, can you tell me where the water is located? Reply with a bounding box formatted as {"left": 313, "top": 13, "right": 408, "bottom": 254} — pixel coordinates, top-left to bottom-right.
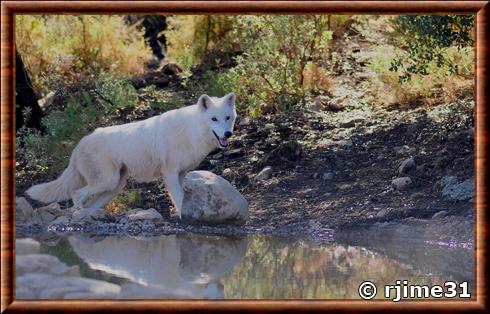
{"left": 17, "top": 231, "right": 474, "bottom": 299}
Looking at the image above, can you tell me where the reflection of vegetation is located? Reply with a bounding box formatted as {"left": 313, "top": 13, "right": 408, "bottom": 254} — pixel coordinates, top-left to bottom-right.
{"left": 222, "top": 236, "right": 451, "bottom": 299}
{"left": 40, "top": 237, "right": 130, "bottom": 285}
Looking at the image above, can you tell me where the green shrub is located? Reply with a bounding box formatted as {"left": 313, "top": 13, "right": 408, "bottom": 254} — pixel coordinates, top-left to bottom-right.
{"left": 17, "top": 76, "right": 138, "bottom": 175}
{"left": 219, "top": 16, "right": 334, "bottom": 115}
{"left": 389, "top": 15, "right": 474, "bottom": 82}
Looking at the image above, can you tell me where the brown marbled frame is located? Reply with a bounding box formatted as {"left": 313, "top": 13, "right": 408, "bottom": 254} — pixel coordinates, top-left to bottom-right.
{"left": 1, "top": 1, "right": 488, "bottom": 312}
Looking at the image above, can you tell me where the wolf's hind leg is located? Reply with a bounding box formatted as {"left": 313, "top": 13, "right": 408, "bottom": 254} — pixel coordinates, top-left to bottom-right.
{"left": 86, "top": 172, "right": 128, "bottom": 209}
{"left": 71, "top": 171, "right": 121, "bottom": 209}
{"left": 163, "top": 172, "right": 184, "bottom": 218}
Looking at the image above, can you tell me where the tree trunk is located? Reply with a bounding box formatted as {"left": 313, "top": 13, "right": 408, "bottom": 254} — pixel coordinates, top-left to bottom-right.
{"left": 16, "top": 50, "right": 43, "bottom": 131}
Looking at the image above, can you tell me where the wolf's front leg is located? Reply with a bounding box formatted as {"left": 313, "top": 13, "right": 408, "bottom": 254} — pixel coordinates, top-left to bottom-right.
{"left": 163, "top": 172, "right": 184, "bottom": 218}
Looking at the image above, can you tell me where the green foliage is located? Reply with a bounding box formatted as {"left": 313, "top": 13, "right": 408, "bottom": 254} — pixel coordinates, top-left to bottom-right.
{"left": 15, "top": 15, "right": 151, "bottom": 95}
{"left": 389, "top": 15, "right": 474, "bottom": 82}
{"left": 183, "top": 69, "right": 234, "bottom": 101}
{"left": 112, "top": 190, "right": 142, "bottom": 209}
{"left": 166, "top": 16, "right": 235, "bottom": 73}
{"left": 95, "top": 75, "right": 138, "bottom": 112}
{"left": 219, "top": 16, "right": 334, "bottom": 115}
{"left": 17, "top": 76, "right": 138, "bottom": 175}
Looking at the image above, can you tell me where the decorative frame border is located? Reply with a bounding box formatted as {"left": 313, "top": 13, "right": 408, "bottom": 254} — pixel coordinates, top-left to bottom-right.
{"left": 1, "top": 1, "right": 488, "bottom": 312}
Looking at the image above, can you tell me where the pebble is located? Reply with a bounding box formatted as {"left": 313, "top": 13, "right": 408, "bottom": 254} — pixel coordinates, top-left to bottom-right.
{"left": 128, "top": 208, "right": 163, "bottom": 221}
{"left": 255, "top": 166, "right": 273, "bottom": 181}
{"left": 432, "top": 210, "right": 448, "bottom": 219}
{"left": 398, "top": 157, "right": 416, "bottom": 174}
{"left": 392, "top": 177, "right": 412, "bottom": 190}
{"left": 322, "top": 172, "right": 334, "bottom": 180}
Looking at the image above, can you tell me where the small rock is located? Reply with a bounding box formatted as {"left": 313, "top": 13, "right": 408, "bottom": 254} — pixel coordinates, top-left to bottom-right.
{"left": 307, "top": 96, "right": 330, "bottom": 112}
{"left": 32, "top": 203, "right": 63, "bottom": 224}
{"left": 432, "top": 210, "right": 448, "bottom": 219}
{"left": 337, "top": 183, "right": 351, "bottom": 190}
{"left": 394, "top": 145, "right": 410, "bottom": 155}
{"left": 16, "top": 238, "right": 40, "bottom": 255}
{"left": 338, "top": 139, "right": 353, "bottom": 147}
{"left": 439, "top": 175, "right": 458, "bottom": 187}
{"left": 328, "top": 98, "right": 347, "bottom": 111}
{"left": 182, "top": 171, "right": 248, "bottom": 225}
{"left": 376, "top": 208, "right": 390, "bottom": 218}
{"left": 339, "top": 117, "right": 365, "bottom": 128}
{"left": 398, "top": 157, "right": 416, "bottom": 174}
{"left": 322, "top": 172, "right": 334, "bottom": 180}
{"left": 50, "top": 215, "right": 70, "bottom": 225}
{"left": 340, "top": 120, "right": 356, "bottom": 128}
{"left": 16, "top": 197, "right": 33, "bottom": 220}
{"left": 128, "top": 208, "right": 163, "bottom": 221}
{"left": 161, "top": 63, "right": 182, "bottom": 76}
{"left": 223, "top": 148, "right": 244, "bottom": 158}
{"left": 71, "top": 207, "right": 106, "bottom": 223}
{"left": 222, "top": 168, "right": 232, "bottom": 176}
{"left": 442, "top": 178, "right": 474, "bottom": 201}
{"left": 238, "top": 116, "right": 250, "bottom": 126}
{"left": 392, "top": 177, "right": 412, "bottom": 190}
{"left": 409, "top": 192, "right": 425, "bottom": 200}
{"left": 255, "top": 167, "right": 273, "bottom": 181}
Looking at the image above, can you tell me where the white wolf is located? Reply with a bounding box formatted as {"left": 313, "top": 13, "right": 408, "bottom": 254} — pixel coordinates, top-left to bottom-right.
{"left": 26, "top": 93, "right": 237, "bottom": 217}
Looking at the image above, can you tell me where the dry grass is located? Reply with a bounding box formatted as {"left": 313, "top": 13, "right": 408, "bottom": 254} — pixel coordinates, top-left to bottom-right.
{"left": 16, "top": 15, "right": 151, "bottom": 95}
{"left": 303, "top": 63, "right": 334, "bottom": 93}
{"left": 367, "top": 45, "right": 474, "bottom": 108}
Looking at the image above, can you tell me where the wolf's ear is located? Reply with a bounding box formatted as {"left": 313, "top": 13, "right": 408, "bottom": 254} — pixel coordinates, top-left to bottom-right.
{"left": 198, "top": 94, "right": 211, "bottom": 111}
{"left": 225, "top": 92, "right": 236, "bottom": 107}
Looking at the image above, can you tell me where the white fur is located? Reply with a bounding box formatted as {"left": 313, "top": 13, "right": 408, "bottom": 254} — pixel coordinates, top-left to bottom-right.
{"left": 26, "top": 93, "right": 237, "bottom": 217}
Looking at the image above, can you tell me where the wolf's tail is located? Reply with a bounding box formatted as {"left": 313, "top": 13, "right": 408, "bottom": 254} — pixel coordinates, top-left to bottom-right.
{"left": 26, "top": 158, "right": 85, "bottom": 203}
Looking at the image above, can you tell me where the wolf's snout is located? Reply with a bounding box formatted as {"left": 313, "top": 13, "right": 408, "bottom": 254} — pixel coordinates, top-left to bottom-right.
{"left": 224, "top": 131, "right": 232, "bottom": 139}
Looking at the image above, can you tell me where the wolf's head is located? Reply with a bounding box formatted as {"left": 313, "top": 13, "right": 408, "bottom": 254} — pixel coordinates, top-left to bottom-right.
{"left": 197, "top": 92, "right": 237, "bottom": 148}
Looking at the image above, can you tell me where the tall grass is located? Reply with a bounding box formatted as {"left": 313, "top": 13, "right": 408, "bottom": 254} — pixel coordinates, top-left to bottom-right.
{"left": 15, "top": 15, "right": 151, "bottom": 96}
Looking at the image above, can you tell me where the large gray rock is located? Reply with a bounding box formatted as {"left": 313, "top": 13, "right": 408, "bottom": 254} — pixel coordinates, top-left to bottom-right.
{"left": 442, "top": 177, "right": 474, "bottom": 201}
{"left": 181, "top": 171, "right": 248, "bottom": 224}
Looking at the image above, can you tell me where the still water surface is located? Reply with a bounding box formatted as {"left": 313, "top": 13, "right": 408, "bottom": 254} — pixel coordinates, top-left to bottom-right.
{"left": 18, "top": 232, "right": 474, "bottom": 299}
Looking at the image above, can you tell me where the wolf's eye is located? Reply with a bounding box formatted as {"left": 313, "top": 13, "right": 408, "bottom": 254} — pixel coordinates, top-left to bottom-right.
{"left": 212, "top": 117, "right": 218, "bottom": 121}
{"left": 226, "top": 116, "right": 231, "bottom": 120}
